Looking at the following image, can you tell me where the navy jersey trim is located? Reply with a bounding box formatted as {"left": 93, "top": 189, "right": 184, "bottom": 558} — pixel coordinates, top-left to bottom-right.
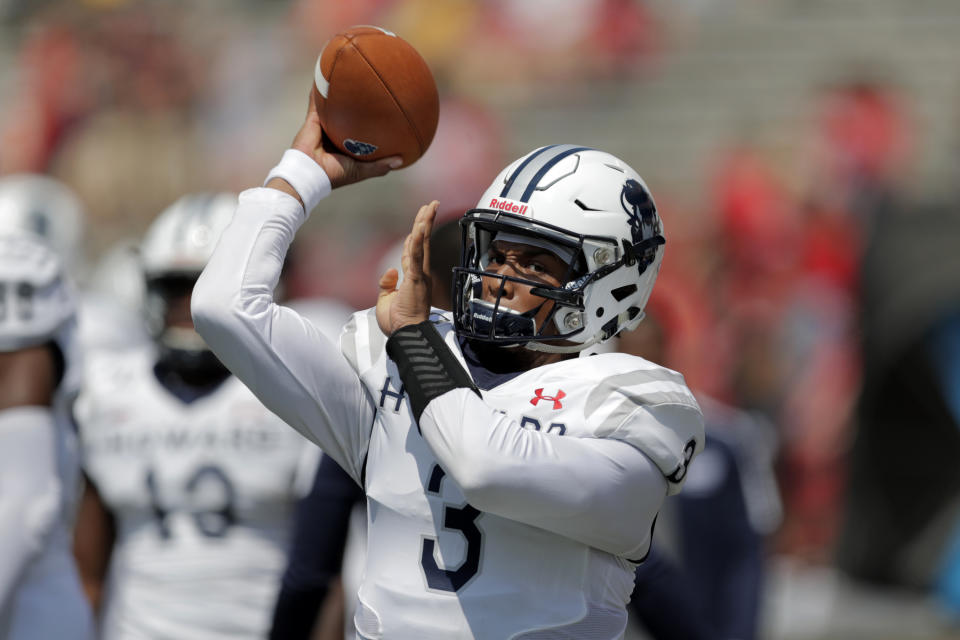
{"left": 628, "top": 512, "right": 658, "bottom": 563}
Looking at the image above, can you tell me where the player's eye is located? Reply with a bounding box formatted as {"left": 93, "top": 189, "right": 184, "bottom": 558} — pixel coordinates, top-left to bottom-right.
{"left": 485, "top": 251, "right": 505, "bottom": 269}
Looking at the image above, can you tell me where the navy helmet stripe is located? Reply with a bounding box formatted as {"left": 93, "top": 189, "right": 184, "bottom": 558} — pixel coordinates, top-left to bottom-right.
{"left": 498, "top": 145, "right": 559, "bottom": 199}
{"left": 518, "top": 146, "right": 592, "bottom": 202}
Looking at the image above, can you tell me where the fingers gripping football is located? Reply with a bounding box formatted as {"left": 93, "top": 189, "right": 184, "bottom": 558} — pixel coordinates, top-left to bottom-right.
{"left": 292, "top": 90, "right": 401, "bottom": 190}
{"left": 377, "top": 201, "right": 438, "bottom": 335}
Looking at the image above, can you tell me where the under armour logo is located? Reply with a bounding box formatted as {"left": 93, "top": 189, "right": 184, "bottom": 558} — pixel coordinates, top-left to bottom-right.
{"left": 530, "top": 388, "right": 565, "bottom": 410}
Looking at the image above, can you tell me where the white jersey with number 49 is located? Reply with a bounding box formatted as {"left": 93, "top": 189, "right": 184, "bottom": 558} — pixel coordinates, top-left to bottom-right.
{"left": 75, "top": 348, "right": 319, "bottom": 640}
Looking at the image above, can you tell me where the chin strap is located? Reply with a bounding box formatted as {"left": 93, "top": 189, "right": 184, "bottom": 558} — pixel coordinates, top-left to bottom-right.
{"left": 523, "top": 337, "right": 596, "bottom": 354}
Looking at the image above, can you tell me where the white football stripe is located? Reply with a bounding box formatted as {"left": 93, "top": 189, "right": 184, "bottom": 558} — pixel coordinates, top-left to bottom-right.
{"left": 314, "top": 55, "right": 330, "bottom": 98}
{"left": 355, "top": 310, "right": 378, "bottom": 372}
{"left": 341, "top": 314, "right": 360, "bottom": 371}
{"left": 585, "top": 370, "right": 692, "bottom": 416}
{"left": 354, "top": 25, "right": 396, "bottom": 37}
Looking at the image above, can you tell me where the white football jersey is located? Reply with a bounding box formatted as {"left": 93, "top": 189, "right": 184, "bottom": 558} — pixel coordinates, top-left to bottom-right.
{"left": 75, "top": 348, "right": 319, "bottom": 640}
{"left": 342, "top": 310, "right": 701, "bottom": 639}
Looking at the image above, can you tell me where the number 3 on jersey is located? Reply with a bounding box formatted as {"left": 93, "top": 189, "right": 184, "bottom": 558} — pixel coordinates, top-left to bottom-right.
{"left": 421, "top": 464, "right": 483, "bottom": 592}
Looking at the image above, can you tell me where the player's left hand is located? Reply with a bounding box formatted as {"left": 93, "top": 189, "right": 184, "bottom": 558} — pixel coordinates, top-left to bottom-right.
{"left": 376, "top": 201, "right": 438, "bottom": 335}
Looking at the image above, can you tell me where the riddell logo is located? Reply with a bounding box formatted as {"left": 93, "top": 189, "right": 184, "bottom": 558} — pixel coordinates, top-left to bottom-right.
{"left": 489, "top": 198, "right": 531, "bottom": 216}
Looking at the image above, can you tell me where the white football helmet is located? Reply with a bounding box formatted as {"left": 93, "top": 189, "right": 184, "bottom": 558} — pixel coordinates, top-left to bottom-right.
{"left": 141, "top": 192, "right": 237, "bottom": 280}
{"left": 140, "top": 193, "right": 236, "bottom": 363}
{"left": 0, "top": 231, "right": 80, "bottom": 391}
{"left": 0, "top": 174, "right": 86, "bottom": 273}
{"left": 453, "top": 145, "right": 665, "bottom": 353}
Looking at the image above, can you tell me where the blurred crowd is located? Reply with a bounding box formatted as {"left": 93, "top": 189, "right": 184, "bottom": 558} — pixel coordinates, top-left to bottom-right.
{"left": 0, "top": 0, "right": 661, "bottom": 258}
{"left": 2, "top": 0, "right": 960, "bottom": 638}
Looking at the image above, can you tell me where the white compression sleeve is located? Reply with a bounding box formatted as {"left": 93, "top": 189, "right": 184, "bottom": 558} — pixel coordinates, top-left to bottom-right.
{"left": 191, "top": 187, "right": 375, "bottom": 485}
{"left": 419, "top": 388, "right": 667, "bottom": 559}
{"left": 0, "top": 406, "right": 62, "bottom": 606}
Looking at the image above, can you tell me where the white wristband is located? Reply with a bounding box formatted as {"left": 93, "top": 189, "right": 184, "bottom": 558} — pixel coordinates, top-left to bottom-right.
{"left": 263, "top": 149, "right": 332, "bottom": 216}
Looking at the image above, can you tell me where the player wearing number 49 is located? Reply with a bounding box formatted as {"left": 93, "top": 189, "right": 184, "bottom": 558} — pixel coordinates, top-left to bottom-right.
{"left": 72, "top": 194, "right": 323, "bottom": 640}
{"left": 192, "top": 98, "right": 705, "bottom": 638}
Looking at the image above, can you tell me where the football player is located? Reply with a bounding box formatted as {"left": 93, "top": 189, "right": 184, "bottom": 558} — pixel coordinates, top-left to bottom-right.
{"left": 192, "top": 96, "right": 705, "bottom": 639}
{"left": 0, "top": 173, "right": 149, "bottom": 352}
{"left": 0, "top": 231, "right": 94, "bottom": 640}
{"left": 72, "top": 193, "right": 322, "bottom": 639}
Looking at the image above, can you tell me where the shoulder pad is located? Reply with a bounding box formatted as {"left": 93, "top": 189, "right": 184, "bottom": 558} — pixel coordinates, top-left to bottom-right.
{"left": 583, "top": 354, "right": 700, "bottom": 421}
{"left": 582, "top": 354, "right": 704, "bottom": 495}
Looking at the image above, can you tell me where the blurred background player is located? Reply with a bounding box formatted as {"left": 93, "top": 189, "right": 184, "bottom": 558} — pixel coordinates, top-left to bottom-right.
{"left": 0, "top": 231, "right": 94, "bottom": 640}
{"left": 269, "top": 453, "right": 363, "bottom": 640}
{"left": 71, "top": 193, "right": 323, "bottom": 639}
{"left": 0, "top": 174, "right": 149, "bottom": 354}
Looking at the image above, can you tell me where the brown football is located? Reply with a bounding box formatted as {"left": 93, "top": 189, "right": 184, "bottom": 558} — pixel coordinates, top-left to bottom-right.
{"left": 313, "top": 26, "right": 439, "bottom": 168}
